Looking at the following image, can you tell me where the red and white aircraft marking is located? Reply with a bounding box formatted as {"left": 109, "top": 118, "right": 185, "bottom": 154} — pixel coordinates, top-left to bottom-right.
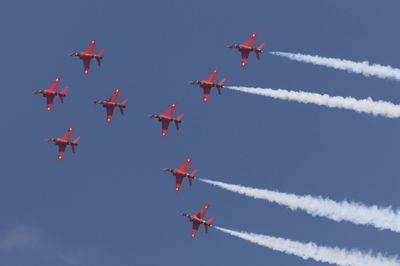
{"left": 163, "top": 156, "right": 198, "bottom": 192}
{"left": 47, "top": 127, "right": 80, "bottom": 160}
{"left": 227, "top": 32, "right": 265, "bottom": 68}
{"left": 94, "top": 88, "right": 128, "bottom": 124}
{"left": 69, "top": 37, "right": 104, "bottom": 76}
{"left": 33, "top": 76, "right": 68, "bottom": 112}
{"left": 182, "top": 204, "right": 215, "bottom": 239}
{"left": 190, "top": 68, "right": 226, "bottom": 103}
{"left": 148, "top": 102, "right": 184, "bottom": 138}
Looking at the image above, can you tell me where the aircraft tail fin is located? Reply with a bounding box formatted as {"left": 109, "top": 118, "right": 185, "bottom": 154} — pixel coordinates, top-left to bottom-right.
{"left": 59, "top": 87, "right": 68, "bottom": 103}
{"left": 174, "top": 113, "right": 184, "bottom": 130}
{"left": 70, "top": 136, "right": 80, "bottom": 153}
{"left": 216, "top": 78, "right": 225, "bottom": 95}
{"left": 118, "top": 99, "right": 128, "bottom": 115}
{"left": 255, "top": 43, "right": 265, "bottom": 60}
{"left": 96, "top": 49, "right": 105, "bottom": 66}
{"left": 205, "top": 216, "right": 215, "bottom": 233}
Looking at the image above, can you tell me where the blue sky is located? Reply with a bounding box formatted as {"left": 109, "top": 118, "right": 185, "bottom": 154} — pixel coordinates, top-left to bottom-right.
{"left": 2, "top": 0, "right": 400, "bottom": 265}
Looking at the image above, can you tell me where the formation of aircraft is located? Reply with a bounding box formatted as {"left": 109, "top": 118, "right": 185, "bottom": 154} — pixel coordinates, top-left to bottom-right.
{"left": 33, "top": 76, "right": 68, "bottom": 112}
{"left": 190, "top": 68, "right": 226, "bottom": 103}
{"left": 47, "top": 127, "right": 80, "bottom": 160}
{"left": 69, "top": 38, "right": 104, "bottom": 76}
{"left": 36, "top": 32, "right": 265, "bottom": 239}
{"left": 163, "top": 156, "right": 198, "bottom": 192}
{"left": 148, "top": 102, "right": 184, "bottom": 138}
{"left": 227, "top": 32, "right": 265, "bottom": 68}
{"left": 94, "top": 88, "right": 128, "bottom": 124}
{"left": 182, "top": 204, "right": 215, "bottom": 239}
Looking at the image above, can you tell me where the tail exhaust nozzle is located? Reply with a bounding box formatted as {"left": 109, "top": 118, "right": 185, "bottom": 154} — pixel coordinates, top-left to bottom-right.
{"left": 255, "top": 43, "right": 265, "bottom": 60}
{"left": 96, "top": 49, "right": 105, "bottom": 66}
{"left": 118, "top": 99, "right": 128, "bottom": 115}
{"left": 70, "top": 136, "right": 80, "bottom": 153}
{"left": 174, "top": 113, "right": 184, "bottom": 130}
{"left": 59, "top": 87, "right": 68, "bottom": 103}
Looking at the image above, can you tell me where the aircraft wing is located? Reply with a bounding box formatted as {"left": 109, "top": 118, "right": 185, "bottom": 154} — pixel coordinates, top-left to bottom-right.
{"left": 49, "top": 76, "right": 61, "bottom": 92}
{"left": 57, "top": 143, "right": 67, "bottom": 160}
{"left": 110, "top": 88, "right": 121, "bottom": 103}
{"left": 83, "top": 58, "right": 91, "bottom": 76}
{"left": 175, "top": 175, "right": 184, "bottom": 192}
{"left": 106, "top": 106, "right": 115, "bottom": 123}
{"left": 191, "top": 222, "right": 200, "bottom": 239}
{"left": 241, "top": 50, "right": 249, "bottom": 68}
{"left": 197, "top": 204, "right": 210, "bottom": 219}
{"left": 161, "top": 120, "right": 170, "bottom": 137}
{"left": 46, "top": 95, "right": 55, "bottom": 112}
{"left": 85, "top": 38, "right": 96, "bottom": 54}
{"left": 203, "top": 87, "right": 211, "bottom": 103}
{"left": 61, "top": 127, "right": 74, "bottom": 142}
{"left": 164, "top": 102, "right": 176, "bottom": 117}
{"left": 179, "top": 156, "right": 192, "bottom": 173}
{"left": 244, "top": 32, "right": 257, "bottom": 47}
{"left": 207, "top": 68, "right": 218, "bottom": 83}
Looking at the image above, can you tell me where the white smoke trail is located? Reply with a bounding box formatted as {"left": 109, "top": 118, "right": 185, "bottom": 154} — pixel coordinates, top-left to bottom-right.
{"left": 199, "top": 178, "right": 400, "bottom": 233}
{"left": 270, "top": 51, "right": 400, "bottom": 81}
{"left": 226, "top": 86, "right": 400, "bottom": 118}
{"left": 215, "top": 226, "right": 400, "bottom": 266}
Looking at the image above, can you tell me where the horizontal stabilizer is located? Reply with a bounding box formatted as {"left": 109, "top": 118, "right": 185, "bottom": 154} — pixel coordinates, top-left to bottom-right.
{"left": 71, "top": 136, "right": 80, "bottom": 153}
{"left": 119, "top": 98, "right": 128, "bottom": 115}
{"left": 96, "top": 49, "right": 105, "bottom": 66}
{"left": 59, "top": 87, "right": 68, "bottom": 103}
{"left": 256, "top": 43, "right": 265, "bottom": 60}
{"left": 217, "top": 78, "right": 225, "bottom": 95}
{"left": 204, "top": 216, "right": 215, "bottom": 233}
{"left": 174, "top": 113, "right": 184, "bottom": 130}
{"left": 188, "top": 169, "right": 199, "bottom": 186}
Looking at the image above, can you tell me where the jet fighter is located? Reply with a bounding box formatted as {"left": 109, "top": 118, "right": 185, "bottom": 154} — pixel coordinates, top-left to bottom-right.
{"left": 227, "top": 32, "right": 264, "bottom": 68}
{"left": 182, "top": 204, "right": 215, "bottom": 239}
{"left": 33, "top": 76, "right": 68, "bottom": 112}
{"left": 47, "top": 127, "right": 80, "bottom": 160}
{"left": 189, "top": 68, "right": 226, "bottom": 103}
{"left": 148, "top": 102, "right": 184, "bottom": 138}
{"left": 163, "top": 156, "right": 198, "bottom": 192}
{"left": 94, "top": 87, "right": 128, "bottom": 124}
{"left": 69, "top": 37, "right": 104, "bottom": 76}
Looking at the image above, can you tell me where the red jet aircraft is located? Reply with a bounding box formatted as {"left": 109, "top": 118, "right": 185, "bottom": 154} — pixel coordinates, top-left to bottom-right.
{"left": 190, "top": 68, "right": 226, "bottom": 103}
{"left": 33, "top": 76, "right": 68, "bottom": 112}
{"left": 227, "top": 32, "right": 265, "bottom": 68}
{"left": 163, "top": 156, "right": 198, "bottom": 192}
{"left": 182, "top": 204, "right": 215, "bottom": 239}
{"left": 94, "top": 88, "right": 128, "bottom": 124}
{"left": 148, "top": 102, "right": 184, "bottom": 138}
{"left": 69, "top": 38, "right": 104, "bottom": 76}
{"left": 47, "top": 127, "right": 80, "bottom": 160}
